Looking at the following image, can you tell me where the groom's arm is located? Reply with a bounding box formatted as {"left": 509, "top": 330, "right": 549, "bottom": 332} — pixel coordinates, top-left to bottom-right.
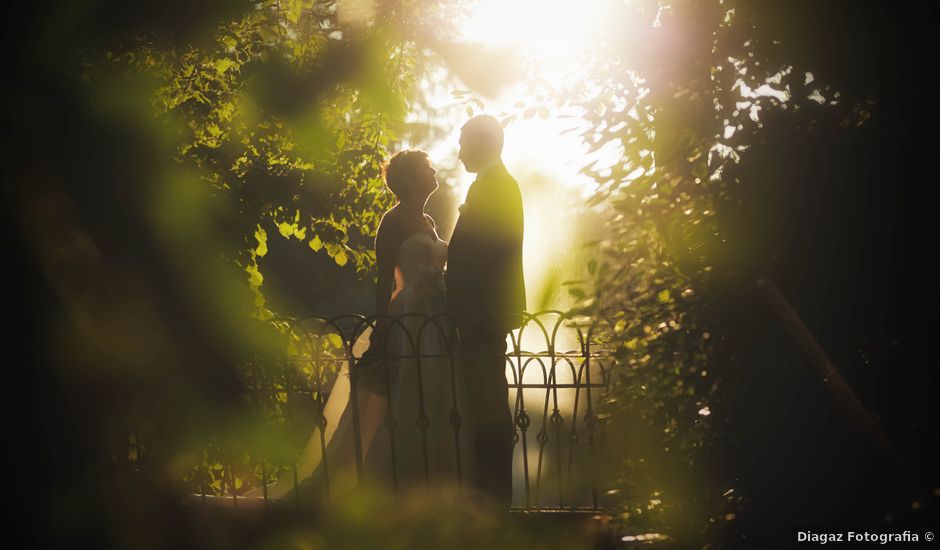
{"left": 471, "top": 179, "right": 525, "bottom": 318}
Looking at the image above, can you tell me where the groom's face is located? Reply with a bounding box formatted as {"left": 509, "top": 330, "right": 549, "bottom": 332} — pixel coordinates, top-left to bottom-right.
{"left": 458, "top": 130, "right": 482, "bottom": 173}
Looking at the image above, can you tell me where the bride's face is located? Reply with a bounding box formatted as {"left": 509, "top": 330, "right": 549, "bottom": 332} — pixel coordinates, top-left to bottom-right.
{"left": 409, "top": 158, "right": 439, "bottom": 198}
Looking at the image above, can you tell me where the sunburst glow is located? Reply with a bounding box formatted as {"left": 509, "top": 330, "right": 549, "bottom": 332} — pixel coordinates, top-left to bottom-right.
{"left": 422, "top": 0, "right": 624, "bottom": 314}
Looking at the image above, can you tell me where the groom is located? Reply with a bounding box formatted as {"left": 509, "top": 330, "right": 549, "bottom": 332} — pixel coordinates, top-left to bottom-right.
{"left": 446, "top": 115, "right": 526, "bottom": 507}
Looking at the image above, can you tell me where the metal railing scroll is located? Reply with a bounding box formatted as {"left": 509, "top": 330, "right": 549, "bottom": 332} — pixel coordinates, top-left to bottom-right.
{"left": 139, "top": 311, "right": 614, "bottom": 511}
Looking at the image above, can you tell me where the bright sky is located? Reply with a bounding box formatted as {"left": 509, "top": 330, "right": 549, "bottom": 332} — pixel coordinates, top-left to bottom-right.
{"left": 403, "top": 0, "right": 632, "bottom": 352}
{"left": 421, "top": 0, "right": 621, "bottom": 200}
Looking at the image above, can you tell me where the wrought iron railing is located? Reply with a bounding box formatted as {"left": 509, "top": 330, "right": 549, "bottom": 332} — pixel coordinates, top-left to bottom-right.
{"left": 175, "top": 311, "right": 613, "bottom": 512}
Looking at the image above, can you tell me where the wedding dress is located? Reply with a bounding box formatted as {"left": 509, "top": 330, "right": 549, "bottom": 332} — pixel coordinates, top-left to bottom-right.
{"left": 246, "top": 231, "right": 478, "bottom": 504}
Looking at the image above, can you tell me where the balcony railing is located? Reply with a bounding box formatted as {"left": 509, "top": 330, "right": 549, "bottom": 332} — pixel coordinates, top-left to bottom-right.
{"left": 168, "top": 311, "right": 613, "bottom": 512}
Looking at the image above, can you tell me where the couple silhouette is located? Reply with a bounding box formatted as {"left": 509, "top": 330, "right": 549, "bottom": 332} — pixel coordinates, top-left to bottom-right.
{"left": 250, "top": 115, "right": 526, "bottom": 510}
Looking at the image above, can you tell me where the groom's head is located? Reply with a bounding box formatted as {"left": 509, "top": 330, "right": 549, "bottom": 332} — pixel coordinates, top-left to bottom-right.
{"left": 458, "top": 115, "right": 503, "bottom": 173}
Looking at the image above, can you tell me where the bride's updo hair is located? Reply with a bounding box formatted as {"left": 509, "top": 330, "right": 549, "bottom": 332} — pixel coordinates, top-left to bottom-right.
{"left": 383, "top": 149, "right": 429, "bottom": 198}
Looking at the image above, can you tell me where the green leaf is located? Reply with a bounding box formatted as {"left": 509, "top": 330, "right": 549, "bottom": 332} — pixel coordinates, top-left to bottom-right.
{"left": 334, "top": 249, "right": 348, "bottom": 266}
{"left": 277, "top": 221, "right": 294, "bottom": 238}
{"left": 246, "top": 264, "right": 263, "bottom": 288}
{"left": 254, "top": 227, "right": 268, "bottom": 257}
{"left": 213, "top": 58, "right": 235, "bottom": 74}
{"left": 325, "top": 333, "right": 343, "bottom": 349}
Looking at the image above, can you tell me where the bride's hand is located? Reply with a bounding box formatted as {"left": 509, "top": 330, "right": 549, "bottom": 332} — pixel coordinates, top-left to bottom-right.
{"left": 365, "top": 332, "right": 387, "bottom": 357}
{"left": 368, "top": 319, "right": 390, "bottom": 352}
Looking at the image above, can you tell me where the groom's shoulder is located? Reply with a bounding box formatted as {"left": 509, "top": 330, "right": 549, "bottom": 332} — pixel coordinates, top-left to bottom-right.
{"left": 482, "top": 163, "right": 520, "bottom": 192}
{"left": 495, "top": 165, "right": 522, "bottom": 201}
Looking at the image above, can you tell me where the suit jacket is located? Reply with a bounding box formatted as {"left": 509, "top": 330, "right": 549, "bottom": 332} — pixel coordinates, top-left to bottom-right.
{"left": 446, "top": 161, "right": 526, "bottom": 335}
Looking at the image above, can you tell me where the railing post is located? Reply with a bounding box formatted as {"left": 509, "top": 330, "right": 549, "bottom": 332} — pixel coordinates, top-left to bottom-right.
{"left": 583, "top": 325, "right": 598, "bottom": 511}
{"left": 346, "top": 342, "right": 366, "bottom": 486}
{"left": 312, "top": 342, "right": 331, "bottom": 504}
{"left": 567, "top": 328, "right": 585, "bottom": 512}
{"left": 282, "top": 347, "right": 301, "bottom": 508}
{"left": 444, "top": 316, "right": 465, "bottom": 489}
{"left": 513, "top": 326, "right": 532, "bottom": 509}
{"left": 412, "top": 319, "right": 432, "bottom": 484}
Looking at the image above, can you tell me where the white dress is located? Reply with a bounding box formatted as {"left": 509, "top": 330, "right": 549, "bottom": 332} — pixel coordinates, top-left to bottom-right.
{"left": 248, "top": 232, "right": 477, "bottom": 503}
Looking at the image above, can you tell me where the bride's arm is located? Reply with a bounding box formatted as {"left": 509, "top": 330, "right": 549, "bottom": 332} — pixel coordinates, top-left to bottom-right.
{"left": 370, "top": 212, "right": 399, "bottom": 349}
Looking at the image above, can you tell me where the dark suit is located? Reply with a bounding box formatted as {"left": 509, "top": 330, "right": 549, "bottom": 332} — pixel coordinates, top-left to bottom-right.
{"left": 446, "top": 161, "right": 525, "bottom": 507}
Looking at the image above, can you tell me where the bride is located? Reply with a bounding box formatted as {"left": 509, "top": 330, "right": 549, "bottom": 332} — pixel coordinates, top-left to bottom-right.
{"left": 247, "top": 150, "right": 477, "bottom": 504}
